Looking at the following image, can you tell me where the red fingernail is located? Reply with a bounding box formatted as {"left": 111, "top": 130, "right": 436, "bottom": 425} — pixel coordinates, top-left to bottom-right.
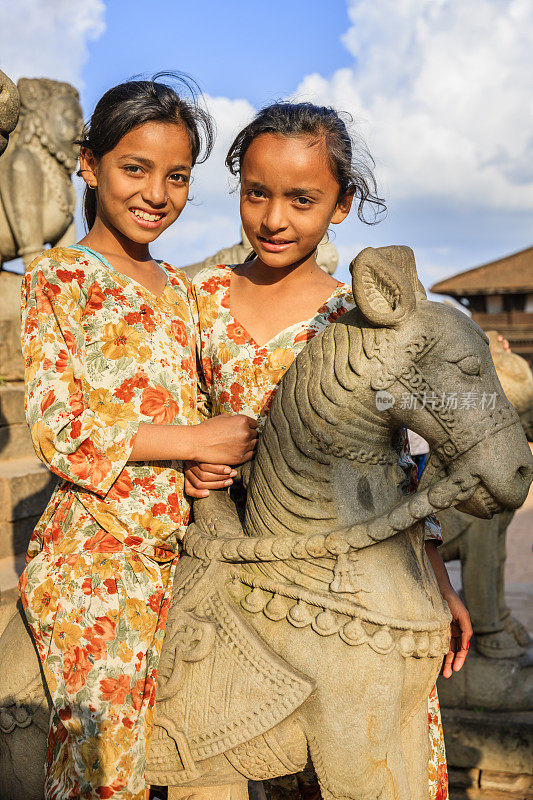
{"left": 466, "top": 642, "right": 470, "bottom": 650}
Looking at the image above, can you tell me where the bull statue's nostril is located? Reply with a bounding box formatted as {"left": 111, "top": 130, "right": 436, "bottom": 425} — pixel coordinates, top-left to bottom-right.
{"left": 517, "top": 463, "right": 533, "bottom": 483}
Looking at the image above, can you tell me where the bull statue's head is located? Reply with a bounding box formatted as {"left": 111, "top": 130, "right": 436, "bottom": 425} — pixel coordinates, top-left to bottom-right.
{"left": 350, "top": 246, "right": 533, "bottom": 518}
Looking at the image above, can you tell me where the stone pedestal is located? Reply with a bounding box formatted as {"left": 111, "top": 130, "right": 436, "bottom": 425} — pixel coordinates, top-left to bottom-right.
{"left": 442, "top": 708, "right": 533, "bottom": 799}
{"left": 439, "top": 647, "right": 533, "bottom": 799}
{"left": 437, "top": 647, "right": 533, "bottom": 712}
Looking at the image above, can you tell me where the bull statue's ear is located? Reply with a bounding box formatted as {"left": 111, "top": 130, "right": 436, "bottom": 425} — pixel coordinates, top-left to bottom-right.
{"left": 350, "top": 246, "right": 417, "bottom": 327}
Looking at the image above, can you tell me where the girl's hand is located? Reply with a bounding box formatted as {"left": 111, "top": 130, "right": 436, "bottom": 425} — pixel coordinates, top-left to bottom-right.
{"left": 440, "top": 589, "right": 473, "bottom": 678}
{"left": 185, "top": 461, "right": 238, "bottom": 499}
{"left": 191, "top": 414, "right": 258, "bottom": 466}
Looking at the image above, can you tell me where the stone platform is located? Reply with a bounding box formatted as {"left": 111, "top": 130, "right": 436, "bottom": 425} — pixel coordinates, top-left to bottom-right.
{"left": 443, "top": 708, "right": 533, "bottom": 799}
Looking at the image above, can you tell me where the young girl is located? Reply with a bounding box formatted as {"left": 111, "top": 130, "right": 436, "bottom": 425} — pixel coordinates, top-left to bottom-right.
{"left": 19, "top": 76, "right": 257, "bottom": 800}
{"left": 186, "top": 102, "right": 472, "bottom": 800}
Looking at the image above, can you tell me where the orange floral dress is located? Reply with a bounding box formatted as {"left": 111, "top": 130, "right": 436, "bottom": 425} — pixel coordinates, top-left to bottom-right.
{"left": 19, "top": 245, "right": 197, "bottom": 800}
{"left": 192, "top": 263, "right": 448, "bottom": 800}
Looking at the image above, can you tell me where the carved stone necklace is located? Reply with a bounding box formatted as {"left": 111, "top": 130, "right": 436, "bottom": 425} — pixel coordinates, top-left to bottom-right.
{"left": 26, "top": 135, "right": 76, "bottom": 218}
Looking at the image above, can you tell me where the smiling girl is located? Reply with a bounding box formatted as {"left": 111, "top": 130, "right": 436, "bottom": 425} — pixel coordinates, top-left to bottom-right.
{"left": 187, "top": 102, "right": 472, "bottom": 800}
{"left": 19, "top": 76, "right": 257, "bottom": 800}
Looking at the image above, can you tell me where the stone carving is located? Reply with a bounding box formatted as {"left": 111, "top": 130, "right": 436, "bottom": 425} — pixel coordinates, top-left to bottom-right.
{"left": 1, "top": 246, "right": 532, "bottom": 800}
{"left": 486, "top": 330, "right": 533, "bottom": 442}
{"left": 0, "top": 71, "right": 20, "bottom": 157}
{"left": 439, "top": 331, "right": 533, "bottom": 661}
{"left": 0, "top": 77, "right": 83, "bottom": 270}
{"left": 183, "top": 227, "right": 338, "bottom": 280}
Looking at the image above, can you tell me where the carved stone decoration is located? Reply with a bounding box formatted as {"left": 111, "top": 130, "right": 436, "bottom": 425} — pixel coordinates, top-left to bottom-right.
{"left": 0, "top": 71, "right": 20, "bottom": 157}
{"left": 0, "top": 77, "right": 83, "bottom": 271}
{"left": 486, "top": 330, "right": 533, "bottom": 441}
{"left": 183, "top": 227, "right": 338, "bottom": 280}
{"left": 439, "top": 331, "right": 533, "bottom": 662}
{"left": 1, "top": 246, "right": 532, "bottom": 800}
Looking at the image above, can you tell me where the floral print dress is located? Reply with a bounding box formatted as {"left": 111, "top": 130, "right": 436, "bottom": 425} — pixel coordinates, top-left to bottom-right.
{"left": 19, "top": 245, "right": 197, "bottom": 800}
{"left": 192, "top": 264, "right": 448, "bottom": 800}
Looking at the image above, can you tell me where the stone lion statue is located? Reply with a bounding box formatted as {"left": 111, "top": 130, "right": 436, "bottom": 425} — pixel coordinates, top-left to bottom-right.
{"left": 0, "top": 77, "right": 83, "bottom": 270}
{"left": 0, "top": 70, "right": 19, "bottom": 156}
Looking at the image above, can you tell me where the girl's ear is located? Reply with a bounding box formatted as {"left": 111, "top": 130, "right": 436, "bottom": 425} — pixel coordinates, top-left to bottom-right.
{"left": 330, "top": 191, "right": 354, "bottom": 225}
{"left": 79, "top": 147, "right": 98, "bottom": 189}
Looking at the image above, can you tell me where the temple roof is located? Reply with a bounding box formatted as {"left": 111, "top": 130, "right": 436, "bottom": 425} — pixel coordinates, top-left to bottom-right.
{"left": 431, "top": 246, "right": 533, "bottom": 297}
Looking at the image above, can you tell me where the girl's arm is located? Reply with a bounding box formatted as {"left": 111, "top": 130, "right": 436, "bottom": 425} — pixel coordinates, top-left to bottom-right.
{"left": 22, "top": 257, "right": 136, "bottom": 497}
{"left": 395, "top": 429, "right": 443, "bottom": 545}
{"left": 425, "top": 541, "right": 473, "bottom": 677}
{"left": 129, "top": 416, "right": 257, "bottom": 464}
{"left": 398, "top": 431, "right": 472, "bottom": 672}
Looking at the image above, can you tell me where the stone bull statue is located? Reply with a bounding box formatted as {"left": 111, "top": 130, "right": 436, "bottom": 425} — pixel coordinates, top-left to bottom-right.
{"left": 439, "top": 331, "right": 533, "bottom": 659}
{"left": 0, "top": 246, "right": 532, "bottom": 800}
{"left": 0, "top": 77, "right": 83, "bottom": 270}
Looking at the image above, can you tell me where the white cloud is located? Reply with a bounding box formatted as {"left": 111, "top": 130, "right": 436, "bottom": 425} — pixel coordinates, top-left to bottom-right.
{"left": 293, "top": 0, "right": 533, "bottom": 212}
{"left": 0, "top": 0, "right": 105, "bottom": 86}
{"left": 160, "top": 1, "right": 532, "bottom": 275}
{"left": 6, "top": 0, "right": 528, "bottom": 282}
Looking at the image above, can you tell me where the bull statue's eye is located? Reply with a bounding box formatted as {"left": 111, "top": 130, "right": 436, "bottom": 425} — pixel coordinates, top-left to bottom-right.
{"left": 455, "top": 355, "right": 481, "bottom": 376}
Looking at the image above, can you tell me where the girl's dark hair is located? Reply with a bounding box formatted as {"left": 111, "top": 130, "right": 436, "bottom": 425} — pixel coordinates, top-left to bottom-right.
{"left": 78, "top": 72, "right": 215, "bottom": 229}
{"left": 226, "top": 101, "right": 386, "bottom": 224}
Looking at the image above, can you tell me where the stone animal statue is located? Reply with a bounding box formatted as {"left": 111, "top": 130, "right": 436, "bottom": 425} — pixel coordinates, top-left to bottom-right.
{"left": 439, "top": 331, "right": 533, "bottom": 659}
{"left": 0, "top": 70, "right": 20, "bottom": 157}
{"left": 184, "top": 227, "right": 338, "bottom": 280}
{"left": 0, "top": 77, "right": 82, "bottom": 270}
{"left": 1, "top": 246, "right": 532, "bottom": 800}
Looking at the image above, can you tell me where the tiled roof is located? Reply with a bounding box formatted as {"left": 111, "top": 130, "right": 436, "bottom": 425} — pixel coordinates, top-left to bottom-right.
{"left": 431, "top": 246, "right": 533, "bottom": 296}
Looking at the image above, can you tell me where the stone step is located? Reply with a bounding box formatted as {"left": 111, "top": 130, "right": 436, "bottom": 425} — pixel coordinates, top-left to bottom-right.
{"left": 442, "top": 708, "right": 532, "bottom": 776}
{"left": 0, "top": 552, "right": 25, "bottom": 598}
{"left": 0, "top": 270, "right": 23, "bottom": 320}
{"left": 449, "top": 767, "right": 533, "bottom": 799}
{"left": 0, "top": 382, "right": 34, "bottom": 458}
{"left": 0, "top": 316, "right": 23, "bottom": 381}
{"left": 0, "top": 455, "right": 56, "bottom": 523}
{"left": 0, "top": 381, "right": 25, "bottom": 426}
{"left": 0, "top": 515, "right": 41, "bottom": 559}
{"left": 0, "top": 421, "right": 34, "bottom": 458}
{"left": 444, "top": 708, "right": 533, "bottom": 798}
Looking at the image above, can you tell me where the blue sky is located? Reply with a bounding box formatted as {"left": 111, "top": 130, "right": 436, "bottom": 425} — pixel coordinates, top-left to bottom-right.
{"left": 81, "top": 1, "right": 352, "bottom": 110}
{"left": 2, "top": 0, "right": 532, "bottom": 290}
